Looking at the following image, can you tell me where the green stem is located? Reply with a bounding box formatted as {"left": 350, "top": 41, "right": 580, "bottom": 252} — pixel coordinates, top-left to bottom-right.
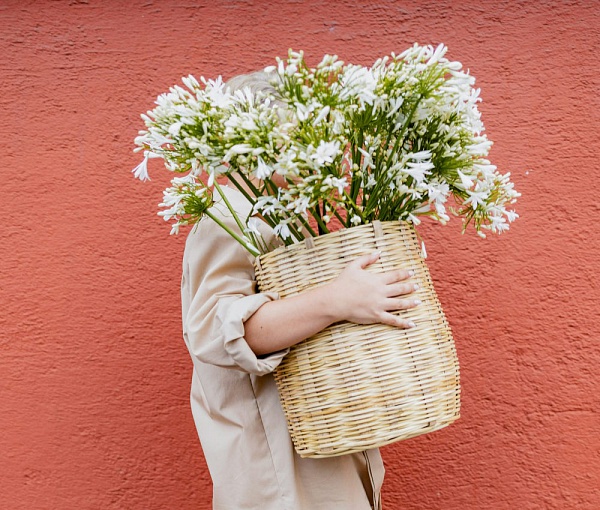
{"left": 236, "top": 171, "right": 261, "bottom": 197}
{"left": 213, "top": 180, "right": 248, "bottom": 235}
{"left": 279, "top": 177, "right": 318, "bottom": 238}
{"left": 313, "top": 198, "right": 325, "bottom": 235}
{"left": 225, "top": 174, "right": 276, "bottom": 250}
{"left": 228, "top": 173, "right": 287, "bottom": 239}
{"left": 204, "top": 209, "right": 260, "bottom": 257}
{"left": 294, "top": 213, "right": 317, "bottom": 238}
{"left": 226, "top": 173, "right": 257, "bottom": 209}
{"left": 233, "top": 172, "right": 307, "bottom": 243}
{"left": 385, "top": 94, "right": 423, "bottom": 168}
{"left": 261, "top": 177, "right": 306, "bottom": 242}
{"left": 350, "top": 129, "right": 364, "bottom": 202}
{"left": 341, "top": 191, "right": 365, "bottom": 225}
{"left": 332, "top": 207, "right": 346, "bottom": 226}
{"left": 321, "top": 197, "right": 345, "bottom": 228}
{"left": 311, "top": 204, "right": 330, "bottom": 234}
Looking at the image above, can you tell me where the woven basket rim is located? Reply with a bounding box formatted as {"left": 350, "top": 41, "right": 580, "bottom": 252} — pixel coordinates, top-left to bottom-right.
{"left": 255, "top": 219, "right": 416, "bottom": 263}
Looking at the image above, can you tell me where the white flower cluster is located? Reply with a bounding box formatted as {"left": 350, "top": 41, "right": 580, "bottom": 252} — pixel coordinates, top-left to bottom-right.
{"left": 133, "top": 43, "right": 519, "bottom": 253}
{"left": 157, "top": 174, "right": 213, "bottom": 235}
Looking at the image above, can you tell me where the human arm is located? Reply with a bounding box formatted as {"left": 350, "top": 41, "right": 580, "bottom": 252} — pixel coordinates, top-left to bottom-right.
{"left": 181, "top": 213, "right": 290, "bottom": 376}
{"left": 244, "top": 250, "right": 420, "bottom": 356}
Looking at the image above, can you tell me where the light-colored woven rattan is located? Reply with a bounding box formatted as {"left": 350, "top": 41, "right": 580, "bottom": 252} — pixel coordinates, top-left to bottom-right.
{"left": 254, "top": 220, "right": 460, "bottom": 458}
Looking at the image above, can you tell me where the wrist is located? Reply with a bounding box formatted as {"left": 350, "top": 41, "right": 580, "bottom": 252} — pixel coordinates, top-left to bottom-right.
{"left": 312, "top": 281, "right": 344, "bottom": 324}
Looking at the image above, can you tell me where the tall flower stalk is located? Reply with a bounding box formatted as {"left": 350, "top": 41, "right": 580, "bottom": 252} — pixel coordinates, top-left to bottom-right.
{"left": 133, "top": 43, "right": 520, "bottom": 255}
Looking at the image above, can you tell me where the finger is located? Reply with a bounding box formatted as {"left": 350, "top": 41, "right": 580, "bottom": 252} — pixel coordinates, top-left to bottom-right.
{"left": 353, "top": 251, "right": 381, "bottom": 269}
{"left": 379, "top": 312, "right": 417, "bottom": 329}
{"left": 383, "top": 297, "right": 422, "bottom": 311}
{"left": 385, "top": 281, "right": 419, "bottom": 297}
{"left": 381, "top": 268, "right": 414, "bottom": 284}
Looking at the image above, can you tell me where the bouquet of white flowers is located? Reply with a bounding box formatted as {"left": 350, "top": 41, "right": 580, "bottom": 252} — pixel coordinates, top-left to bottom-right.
{"left": 133, "top": 43, "right": 520, "bottom": 457}
{"left": 133, "top": 43, "right": 519, "bottom": 255}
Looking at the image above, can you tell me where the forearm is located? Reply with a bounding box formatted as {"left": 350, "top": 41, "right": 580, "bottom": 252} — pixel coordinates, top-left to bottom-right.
{"left": 244, "top": 252, "right": 419, "bottom": 357}
{"left": 244, "top": 284, "right": 338, "bottom": 356}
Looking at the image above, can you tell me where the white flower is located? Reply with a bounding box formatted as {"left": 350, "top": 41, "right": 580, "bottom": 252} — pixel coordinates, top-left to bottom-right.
{"left": 274, "top": 222, "right": 291, "bottom": 239}
{"left": 170, "top": 222, "right": 181, "bottom": 235}
{"left": 224, "top": 143, "right": 254, "bottom": 162}
{"left": 409, "top": 150, "right": 433, "bottom": 161}
{"left": 322, "top": 175, "right": 348, "bottom": 195}
{"left": 158, "top": 192, "right": 184, "bottom": 221}
{"left": 472, "top": 162, "right": 497, "bottom": 179}
{"left": 466, "top": 138, "right": 493, "bottom": 155}
{"left": 231, "top": 144, "right": 254, "bottom": 154}
{"left": 311, "top": 140, "right": 340, "bottom": 166}
{"left": 295, "top": 102, "right": 314, "bottom": 122}
{"left": 406, "top": 213, "right": 422, "bottom": 225}
{"left": 255, "top": 157, "right": 274, "bottom": 180}
{"left": 289, "top": 196, "right": 311, "bottom": 214}
{"left": 358, "top": 147, "right": 376, "bottom": 172}
{"left": 386, "top": 96, "right": 405, "bottom": 118}
{"left": 240, "top": 116, "right": 259, "bottom": 131}
{"left": 457, "top": 170, "right": 474, "bottom": 189}
{"left": 273, "top": 149, "right": 299, "bottom": 177}
{"left": 312, "top": 105, "right": 330, "bottom": 126}
{"left": 404, "top": 161, "right": 434, "bottom": 185}
{"left": 285, "top": 63, "right": 298, "bottom": 76}
{"left": 365, "top": 174, "right": 377, "bottom": 189}
{"left": 350, "top": 215, "right": 362, "bottom": 226}
{"left": 341, "top": 65, "right": 377, "bottom": 107}
{"left": 131, "top": 151, "right": 162, "bottom": 181}
{"left": 181, "top": 74, "right": 200, "bottom": 90}
{"left": 244, "top": 217, "right": 263, "bottom": 237}
{"left": 464, "top": 188, "right": 489, "bottom": 209}
{"left": 489, "top": 214, "right": 509, "bottom": 233}
{"left": 134, "top": 130, "right": 172, "bottom": 148}
{"left": 168, "top": 122, "right": 183, "bottom": 137}
{"left": 207, "top": 169, "right": 216, "bottom": 187}
{"left": 254, "top": 195, "right": 285, "bottom": 216}
{"left": 206, "top": 76, "right": 231, "bottom": 108}
{"left": 427, "top": 182, "right": 449, "bottom": 204}
{"left": 427, "top": 43, "right": 448, "bottom": 66}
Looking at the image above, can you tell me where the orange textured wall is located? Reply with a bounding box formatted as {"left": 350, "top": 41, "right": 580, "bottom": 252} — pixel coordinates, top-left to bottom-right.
{"left": 1, "top": 1, "right": 598, "bottom": 509}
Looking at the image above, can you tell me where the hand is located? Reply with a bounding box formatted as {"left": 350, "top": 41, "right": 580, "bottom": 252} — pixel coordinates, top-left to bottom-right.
{"left": 325, "top": 251, "right": 420, "bottom": 328}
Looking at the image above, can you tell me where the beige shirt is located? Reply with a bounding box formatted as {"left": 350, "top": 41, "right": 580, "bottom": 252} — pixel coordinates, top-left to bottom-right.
{"left": 181, "top": 186, "right": 385, "bottom": 510}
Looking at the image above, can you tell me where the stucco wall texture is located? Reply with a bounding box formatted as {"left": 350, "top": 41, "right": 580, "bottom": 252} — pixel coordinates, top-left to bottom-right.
{"left": 1, "top": 0, "right": 598, "bottom": 508}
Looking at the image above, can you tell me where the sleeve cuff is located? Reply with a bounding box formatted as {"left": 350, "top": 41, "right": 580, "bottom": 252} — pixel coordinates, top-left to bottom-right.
{"left": 216, "top": 291, "right": 289, "bottom": 376}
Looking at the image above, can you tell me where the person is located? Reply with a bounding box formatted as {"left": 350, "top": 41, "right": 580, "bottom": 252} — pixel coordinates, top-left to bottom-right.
{"left": 180, "top": 71, "right": 420, "bottom": 510}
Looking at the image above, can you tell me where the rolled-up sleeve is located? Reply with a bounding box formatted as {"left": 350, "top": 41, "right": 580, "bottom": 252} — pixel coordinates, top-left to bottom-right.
{"left": 181, "top": 211, "right": 289, "bottom": 376}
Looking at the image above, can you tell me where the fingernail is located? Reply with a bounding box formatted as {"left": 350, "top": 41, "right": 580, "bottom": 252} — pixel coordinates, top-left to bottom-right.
{"left": 408, "top": 321, "right": 416, "bottom": 328}
{"left": 413, "top": 283, "right": 419, "bottom": 291}
{"left": 408, "top": 269, "right": 415, "bottom": 277}
{"left": 414, "top": 299, "right": 422, "bottom": 305}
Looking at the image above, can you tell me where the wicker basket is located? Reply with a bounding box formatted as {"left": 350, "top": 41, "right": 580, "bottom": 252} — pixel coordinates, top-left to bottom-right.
{"left": 254, "top": 220, "right": 460, "bottom": 458}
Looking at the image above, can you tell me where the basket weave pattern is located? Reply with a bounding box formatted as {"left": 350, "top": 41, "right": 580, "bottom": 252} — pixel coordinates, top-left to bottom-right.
{"left": 254, "top": 221, "right": 460, "bottom": 458}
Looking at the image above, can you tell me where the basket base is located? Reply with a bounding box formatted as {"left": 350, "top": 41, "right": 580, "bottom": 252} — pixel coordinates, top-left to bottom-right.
{"left": 296, "top": 413, "right": 461, "bottom": 458}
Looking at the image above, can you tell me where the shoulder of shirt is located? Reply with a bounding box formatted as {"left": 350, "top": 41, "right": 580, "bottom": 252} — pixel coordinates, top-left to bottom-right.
{"left": 213, "top": 186, "right": 253, "bottom": 219}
